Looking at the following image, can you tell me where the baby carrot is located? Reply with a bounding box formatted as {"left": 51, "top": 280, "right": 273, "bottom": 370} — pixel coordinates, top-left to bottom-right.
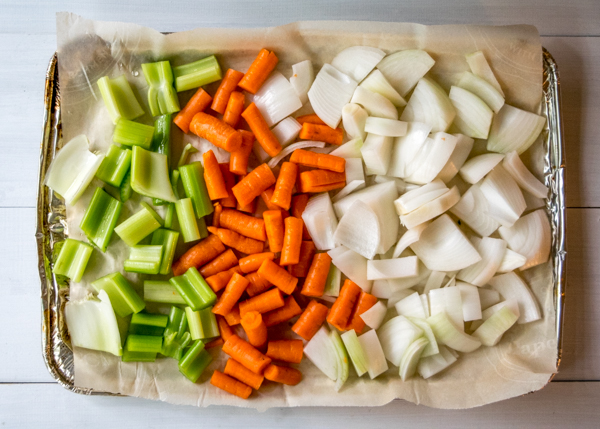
{"left": 245, "top": 272, "right": 273, "bottom": 297}
{"left": 172, "top": 234, "right": 225, "bottom": 276}
{"left": 239, "top": 288, "right": 285, "bottom": 316}
{"left": 206, "top": 266, "right": 243, "bottom": 293}
{"left": 199, "top": 248, "right": 239, "bottom": 278}
{"left": 241, "top": 103, "right": 282, "bottom": 157}
{"left": 271, "top": 162, "right": 298, "bottom": 210}
{"left": 266, "top": 339, "right": 303, "bottom": 364}
{"left": 346, "top": 291, "right": 378, "bottom": 334}
{"left": 299, "top": 122, "right": 344, "bottom": 145}
{"left": 224, "top": 304, "right": 242, "bottom": 326}
{"left": 203, "top": 150, "right": 229, "bottom": 200}
{"left": 222, "top": 334, "right": 272, "bottom": 374}
{"left": 236, "top": 196, "right": 257, "bottom": 214}
{"left": 263, "top": 364, "right": 302, "bottom": 386}
{"left": 207, "top": 227, "right": 264, "bottom": 255}
{"left": 223, "top": 91, "right": 246, "bottom": 128}
{"left": 326, "top": 279, "right": 362, "bottom": 331}
{"left": 232, "top": 163, "right": 277, "bottom": 208}
{"left": 263, "top": 296, "right": 302, "bottom": 327}
{"left": 301, "top": 252, "right": 332, "bottom": 297}
{"left": 205, "top": 337, "right": 225, "bottom": 349}
{"left": 300, "top": 170, "right": 346, "bottom": 188}
{"left": 241, "top": 311, "right": 268, "bottom": 349}
{"left": 260, "top": 187, "right": 280, "bottom": 210}
{"left": 212, "top": 202, "right": 223, "bottom": 227}
{"left": 229, "top": 130, "right": 254, "bottom": 176}
{"left": 190, "top": 112, "right": 242, "bottom": 152}
{"left": 212, "top": 272, "right": 249, "bottom": 316}
{"left": 300, "top": 182, "right": 346, "bottom": 193}
{"left": 280, "top": 217, "right": 303, "bottom": 266}
{"left": 292, "top": 300, "right": 329, "bottom": 341}
{"left": 211, "top": 370, "right": 252, "bottom": 399}
{"left": 239, "top": 252, "right": 276, "bottom": 274}
{"left": 174, "top": 87, "right": 213, "bottom": 133}
{"left": 263, "top": 210, "right": 285, "bottom": 253}
{"left": 288, "top": 241, "right": 316, "bottom": 278}
{"left": 289, "top": 149, "right": 346, "bottom": 173}
{"left": 224, "top": 358, "right": 264, "bottom": 390}
{"left": 238, "top": 49, "right": 279, "bottom": 94}
{"left": 218, "top": 163, "right": 237, "bottom": 207}
{"left": 296, "top": 114, "right": 327, "bottom": 126}
{"left": 220, "top": 208, "right": 267, "bottom": 241}
{"left": 211, "top": 68, "right": 245, "bottom": 114}
{"left": 257, "top": 259, "right": 298, "bottom": 295}
{"left": 217, "top": 315, "right": 234, "bottom": 342}
{"left": 291, "top": 194, "right": 311, "bottom": 240}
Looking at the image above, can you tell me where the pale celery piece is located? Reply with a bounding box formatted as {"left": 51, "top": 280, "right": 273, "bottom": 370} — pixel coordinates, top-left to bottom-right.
{"left": 162, "top": 306, "right": 192, "bottom": 360}
{"left": 324, "top": 265, "right": 341, "bottom": 297}
{"left": 91, "top": 272, "right": 145, "bottom": 318}
{"left": 144, "top": 280, "right": 186, "bottom": 304}
{"left": 79, "top": 187, "right": 122, "bottom": 252}
{"left": 169, "top": 267, "right": 217, "bottom": 311}
{"left": 52, "top": 238, "right": 93, "bottom": 282}
{"left": 122, "top": 350, "right": 157, "bottom": 362}
{"left": 114, "top": 201, "right": 163, "bottom": 246}
{"left": 125, "top": 334, "right": 163, "bottom": 353}
{"left": 96, "top": 144, "right": 132, "bottom": 187}
{"left": 129, "top": 312, "right": 169, "bottom": 336}
{"left": 151, "top": 229, "right": 180, "bottom": 275}
{"left": 179, "top": 162, "right": 213, "bottom": 218}
{"left": 164, "top": 203, "right": 175, "bottom": 229}
{"left": 113, "top": 118, "right": 155, "bottom": 149}
{"left": 177, "top": 143, "right": 199, "bottom": 168}
{"left": 130, "top": 146, "right": 177, "bottom": 202}
{"left": 175, "top": 198, "right": 201, "bottom": 242}
{"left": 141, "top": 61, "right": 180, "bottom": 117}
{"left": 123, "top": 245, "right": 164, "bottom": 275}
{"left": 185, "top": 307, "right": 219, "bottom": 340}
{"left": 119, "top": 169, "right": 133, "bottom": 203}
{"left": 173, "top": 55, "right": 222, "bottom": 92}
{"left": 179, "top": 340, "right": 213, "bottom": 382}
{"left": 97, "top": 75, "right": 145, "bottom": 124}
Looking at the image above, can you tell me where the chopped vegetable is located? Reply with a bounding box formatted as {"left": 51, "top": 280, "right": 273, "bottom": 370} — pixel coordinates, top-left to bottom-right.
{"left": 123, "top": 245, "right": 163, "bottom": 274}
{"left": 96, "top": 144, "right": 132, "bottom": 187}
{"left": 173, "top": 55, "right": 222, "bottom": 92}
{"left": 97, "top": 75, "right": 144, "bottom": 123}
{"left": 52, "top": 238, "right": 93, "bottom": 282}
{"left": 212, "top": 69, "right": 245, "bottom": 114}
{"left": 79, "top": 187, "right": 122, "bottom": 252}
{"left": 91, "top": 272, "right": 145, "bottom": 318}
{"left": 113, "top": 118, "right": 155, "bottom": 149}
{"left": 130, "top": 146, "right": 177, "bottom": 202}
{"left": 169, "top": 267, "right": 217, "bottom": 311}
{"left": 114, "top": 201, "right": 163, "bottom": 246}
{"left": 179, "top": 340, "right": 213, "bottom": 382}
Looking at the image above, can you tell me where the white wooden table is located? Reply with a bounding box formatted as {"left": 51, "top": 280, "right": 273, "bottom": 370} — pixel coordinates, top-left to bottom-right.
{"left": 3, "top": 1, "right": 600, "bottom": 426}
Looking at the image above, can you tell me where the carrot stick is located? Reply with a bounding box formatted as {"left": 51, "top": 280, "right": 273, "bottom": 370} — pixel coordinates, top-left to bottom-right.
{"left": 300, "top": 181, "right": 346, "bottom": 193}
{"left": 299, "top": 122, "right": 344, "bottom": 145}
{"left": 260, "top": 187, "right": 281, "bottom": 210}
{"left": 230, "top": 130, "right": 254, "bottom": 175}
{"left": 263, "top": 296, "right": 302, "bottom": 327}
{"left": 224, "top": 304, "right": 242, "bottom": 326}
{"left": 280, "top": 217, "right": 303, "bottom": 266}
{"left": 300, "top": 170, "right": 346, "bottom": 187}
{"left": 239, "top": 288, "right": 285, "bottom": 316}
{"left": 212, "top": 272, "right": 249, "bottom": 316}
{"left": 265, "top": 339, "right": 303, "bottom": 364}
{"left": 236, "top": 195, "right": 257, "bottom": 214}
{"left": 326, "top": 279, "right": 362, "bottom": 331}
{"left": 263, "top": 364, "right": 302, "bottom": 386}
{"left": 222, "top": 334, "right": 272, "bottom": 374}
{"left": 291, "top": 194, "right": 311, "bottom": 240}
{"left": 206, "top": 266, "right": 243, "bottom": 293}
{"left": 263, "top": 210, "right": 285, "bottom": 253}
{"left": 245, "top": 272, "right": 273, "bottom": 297}
{"left": 223, "top": 91, "right": 246, "bottom": 128}
{"left": 172, "top": 234, "right": 226, "bottom": 276}
{"left": 199, "top": 248, "right": 239, "bottom": 278}
{"left": 219, "top": 208, "right": 266, "bottom": 242}
{"left": 203, "top": 150, "right": 229, "bottom": 200}
{"left": 232, "top": 163, "right": 277, "bottom": 208}
{"left": 190, "top": 112, "right": 242, "bottom": 152}
{"left": 239, "top": 252, "right": 276, "bottom": 274}
{"left": 217, "top": 315, "right": 234, "bottom": 342}
{"left": 346, "top": 291, "right": 378, "bottom": 334}
{"left": 296, "top": 114, "right": 327, "bottom": 126}
{"left": 211, "top": 370, "right": 252, "bottom": 399}
{"left": 205, "top": 337, "right": 225, "bottom": 349}
{"left": 174, "top": 88, "right": 213, "bottom": 133}
{"left": 218, "top": 163, "right": 237, "bottom": 207}
{"left": 224, "top": 358, "right": 264, "bottom": 390}
{"left": 241, "top": 311, "right": 268, "bottom": 349}
{"left": 290, "top": 149, "right": 346, "bottom": 173}
{"left": 207, "top": 227, "right": 264, "bottom": 255}
{"left": 301, "top": 252, "right": 332, "bottom": 297}
{"left": 241, "top": 103, "right": 282, "bottom": 157}
{"left": 271, "top": 162, "right": 298, "bottom": 210}
{"left": 238, "top": 49, "right": 279, "bottom": 94}
{"left": 212, "top": 202, "right": 223, "bottom": 227}
{"left": 288, "top": 241, "right": 316, "bottom": 278}
{"left": 257, "top": 259, "right": 298, "bottom": 295}
{"left": 211, "top": 68, "right": 245, "bottom": 114}
{"left": 291, "top": 300, "right": 329, "bottom": 341}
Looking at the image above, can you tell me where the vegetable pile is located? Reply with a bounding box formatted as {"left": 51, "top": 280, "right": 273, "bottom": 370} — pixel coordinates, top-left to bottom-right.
{"left": 48, "top": 44, "right": 550, "bottom": 399}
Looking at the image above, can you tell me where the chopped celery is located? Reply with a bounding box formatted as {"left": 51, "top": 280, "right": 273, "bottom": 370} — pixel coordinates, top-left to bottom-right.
{"left": 177, "top": 143, "right": 199, "bottom": 167}
{"left": 171, "top": 169, "right": 182, "bottom": 200}
{"left": 129, "top": 312, "right": 169, "bottom": 336}
{"left": 113, "top": 118, "right": 155, "bottom": 149}
{"left": 169, "top": 267, "right": 217, "bottom": 311}
{"left": 141, "top": 61, "right": 180, "bottom": 117}
{"left": 52, "top": 238, "right": 93, "bottom": 282}
{"left": 97, "top": 75, "right": 145, "bottom": 124}
{"left": 79, "top": 187, "right": 122, "bottom": 252}
{"left": 185, "top": 307, "right": 220, "bottom": 340}
{"left": 131, "top": 146, "right": 177, "bottom": 202}
{"left": 197, "top": 216, "right": 209, "bottom": 239}
{"left": 125, "top": 334, "right": 163, "bottom": 353}
{"left": 96, "top": 144, "right": 132, "bottom": 187}
{"left": 166, "top": 307, "right": 188, "bottom": 337}
{"left": 151, "top": 114, "right": 173, "bottom": 206}
{"left": 164, "top": 203, "right": 175, "bottom": 229}
{"left": 144, "top": 280, "right": 186, "bottom": 304}
{"left": 162, "top": 307, "right": 191, "bottom": 359}
{"left": 173, "top": 55, "right": 222, "bottom": 92}
{"left": 119, "top": 169, "right": 133, "bottom": 202}
{"left": 151, "top": 228, "right": 180, "bottom": 275}
{"left": 179, "top": 162, "right": 214, "bottom": 218}
{"left": 175, "top": 198, "right": 201, "bottom": 242}
{"left": 179, "top": 340, "right": 213, "bottom": 382}
{"left": 91, "top": 272, "right": 145, "bottom": 317}
{"left": 185, "top": 307, "right": 203, "bottom": 340}
{"left": 324, "top": 265, "right": 341, "bottom": 297}
{"left": 114, "top": 201, "right": 163, "bottom": 246}
{"left": 122, "top": 350, "right": 157, "bottom": 362}
{"left": 124, "top": 245, "right": 164, "bottom": 275}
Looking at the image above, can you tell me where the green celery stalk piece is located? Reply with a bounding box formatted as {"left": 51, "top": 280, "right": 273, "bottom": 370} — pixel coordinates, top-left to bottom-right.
{"left": 114, "top": 201, "right": 163, "bottom": 246}
{"left": 177, "top": 143, "right": 199, "bottom": 168}
{"left": 171, "top": 169, "right": 182, "bottom": 200}
{"left": 324, "top": 265, "right": 342, "bottom": 297}
{"left": 179, "top": 162, "right": 214, "bottom": 218}
{"left": 151, "top": 228, "right": 180, "bottom": 275}
{"left": 125, "top": 334, "right": 164, "bottom": 353}
{"left": 162, "top": 306, "right": 191, "bottom": 359}
{"left": 166, "top": 306, "right": 187, "bottom": 337}
{"left": 131, "top": 146, "right": 177, "bottom": 202}
{"left": 144, "top": 280, "right": 186, "bottom": 304}
{"left": 129, "top": 312, "right": 169, "bottom": 336}
{"left": 122, "top": 350, "right": 157, "bottom": 362}
{"left": 113, "top": 118, "right": 155, "bottom": 149}
{"left": 91, "top": 272, "right": 145, "bottom": 318}
{"left": 97, "top": 75, "right": 145, "bottom": 124}
{"left": 164, "top": 203, "right": 175, "bottom": 229}
{"left": 141, "top": 61, "right": 180, "bottom": 117}
{"left": 52, "top": 238, "right": 93, "bottom": 282}
{"left": 79, "top": 187, "right": 123, "bottom": 252}
{"left": 151, "top": 114, "right": 173, "bottom": 206}
{"left": 185, "top": 307, "right": 203, "bottom": 340}
{"left": 199, "top": 307, "right": 220, "bottom": 339}
{"left": 173, "top": 55, "right": 222, "bottom": 92}
{"left": 170, "top": 267, "right": 217, "bottom": 311}
{"left": 197, "top": 216, "right": 209, "bottom": 240}
{"left": 119, "top": 169, "right": 133, "bottom": 202}
{"left": 96, "top": 144, "right": 132, "bottom": 187}
{"left": 175, "top": 198, "right": 201, "bottom": 243}
{"left": 179, "top": 340, "right": 213, "bottom": 382}
{"left": 123, "top": 245, "right": 163, "bottom": 275}
{"left": 163, "top": 331, "right": 191, "bottom": 360}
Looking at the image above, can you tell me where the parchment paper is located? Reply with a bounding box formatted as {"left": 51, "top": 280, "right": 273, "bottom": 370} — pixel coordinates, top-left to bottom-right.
{"left": 56, "top": 12, "right": 556, "bottom": 410}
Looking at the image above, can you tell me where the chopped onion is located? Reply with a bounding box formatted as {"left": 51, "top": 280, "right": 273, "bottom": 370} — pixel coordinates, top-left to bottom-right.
{"left": 497, "top": 248, "right": 527, "bottom": 273}
{"left": 457, "top": 237, "right": 507, "bottom": 286}
{"left": 443, "top": 275, "right": 457, "bottom": 289}
{"left": 344, "top": 157, "right": 365, "bottom": 183}
{"left": 457, "top": 282, "right": 482, "bottom": 322}
{"left": 399, "top": 336, "right": 429, "bottom": 381}
{"left": 400, "top": 78, "right": 456, "bottom": 133}
{"left": 327, "top": 245, "right": 350, "bottom": 261}
{"left": 449, "top": 86, "right": 493, "bottom": 139}
{"left": 479, "top": 165, "right": 526, "bottom": 228}
{"left": 364, "top": 117, "right": 408, "bottom": 137}
{"left": 450, "top": 184, "right": 500, "bottom": 237}
{"left": 367, "top": 256, "right": 419, "bottom": 280}
{"left": 268, "top": 140, "right": 326, "bottom": 168}
{"left": 351, "top": 86, "right": 398, "bottom": 120}
{"left": 405, "top": 317, "right": 437, "bottom": 358}
{"left": 254, "top": 71, "right": 303, "bottom": 127}
{"left": 465, "top": 51, "right": 504, "bottom": 96}
{"left": 341, "top": 104, "right": 368, "bottom": 140}
{"left": 304, "top": 325, "right": 338, "bottom": 381}
{"left": 374, "top": 175, "right": 407, "bottom": 193}
{"left": 426, "top": 312, "right": 481, "bottom": 353}
{"left": 302, "top": 192, "right": 338, "bottom": 250}
{"left": 488, "top": 272, "right": 541, "bottom": 324}
{"left": 290, "top": 60, "right": 314, "bottom": 105}
{"left": 388, "top": 262, "right": 431, "bottom": 291}
{"left": 371, "top": 279, "right": 393, "bottom": 299}
{"left": 357, "top": 329, "right": 389, "bottom": 379}
{"left": 361, "top": 133, "right": 394, "bottom": 175}
{"left": 359, "top": 301, "right": 387, "bottom": 330}
{"left": 394, "top": 180, "right": 448, "bottom": 215}
{"left": 458, "top": 71, "right": 505, "bottom": 113}
{"left": 377, "top": 315, "right": 423, "bottom": 366}
{"left": 480, "top": 299, "right": 520, "bottom": 322}
{"left": 308, "top": 64, "right": 358, "bottom": 129}
{"left": 387, "top": 122, "right": 431, "bottom": 178}
{"left": 331, "top": 46, "right": 385, "bottom": 83}
{"left": 331, "top": 180, "right": 366, "bottom": 203}
{"left": 405, "top": 133, "right": 458, "bottom": 185}
{"left": 377, "top": 50, "right": 435, "bottom": 96}
{"left": 341, "top": 330, "right": 369, "bottom": 377}
{"left": 472, "top": 306, "right": 519, "bottom": 346}
{"left": 487, "top": 104, "right": 546, "bottom": 154}
{"left": 523, "top": 190, "right": 546, "bottom": 212}
{"left": 329, "top": 330, "right": 350, "bottom": 391}
{"left": 359, "top": 69, "right": 406, "bottom": 107}
{"left": 400, "top": 186, "right": 460, "bottom": 229}
{"left": 418, "top": 345, "right": 457, "bottom": 379}
{"left": 330, "top": 136, "right": 363, "bottom": 159}
{"left": 502, "top": 151, "right": 548, "bottom": 199}
{"left": 253, "top": 140, "right": 270, "bottom": 164}
{"left": 498, "top": 209, "right": 551, "bottom": 270}
{"left": 459, "top": 153, "right": 505, "bottom": 184}
{"left": 334, "top": 200, "right": 381, "bottom": 259}
{"left": 429, "top": 287, "right": 464, "bottom": 329}
{"left": 388, "top": 288, "right": 419, "bottom": 309}
{"left": 423, "top": 270, "right": 446, "bottom": 293}
{"left": 395, "top": 291, "right": 427, "bottom": 319}
{"left": 329, "top": 246, "right": 373, "bottom": 292}
{"left": 271, "top": 116, "right": 302, "bottom": 148}
{"left": 436, "top": 134, "right": 475, "bottom": 183}
{"left": 478, "top": 288, "right": 502, "bottom": 310}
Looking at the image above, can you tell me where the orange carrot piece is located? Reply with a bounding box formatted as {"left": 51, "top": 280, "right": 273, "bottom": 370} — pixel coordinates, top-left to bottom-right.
{"left": 260, "top": 186, "right": 280, "bottom": 210}
{"left": 219, "top": 208, "right": 266, "bottom": 241}
{"left": 346, "top": 291, "right": 378, "bottom": 334}
{"left": 236, "top": 195, "right": 257, "bottom": 214}
{"left": 299, "top": 122, "right": 344, "bottom": 145}
{"left": 245, "top": 271, "right": 273, "bottom": 297}
{"left": 263, "top": 210, "right": 285, "bottom": 253}
{"left": 224, "top": 305, "right": 242, "bottom": 326}
{"left": 206, "top": 266, "right": 243, "bottom": 293}
{"left": 265, "top": 340, "right": 303, "bottom": 364}
{"left": 174, "top": 88, "right": 213, "bottom": 133}
{"left": 257, "top": 259, "right": 298, "bottom": 295}
{"left": 238, "top": 49, "right": 279, "bottom": 94}
{"left": 241, "top": 311, "right": 268, "bottom": 349}
{"left": 292, "top": 300, "right": 329, "bottom": 341}
{"left": 263, "top": 296, "right": 302, "bottom": 327}
{"left": 291, "top": 194, "right": 311, "bottom": 240}
{"left": 217, "top": 315, "right": 234, "bottom": 342}
{"left": 203, "top": 150, "right": 229, "bottom": 200}
{"left": 239, "top": 252, "right": 276, "bottom": 274}
{"left": 239, "top": 288, "right": 285, "bottom": 316}
{"left": 263, "top": 364, "right": 302, "bottom": 386}
{"left": 222, "top": 334, "right": 272, "bottom": 374}
{"left": 301, "top": 252, "right": 332, "bottom": 297}
{"left": 326, "top": 279, "right": 362, "bottom": 331}
{"left": 211, "top": 69, "right": 245, "bottom": 114}
{"left": 199, "top": 248, "right": 239, "bottom": 278}
{"left": 300, "top": 181, "right": 346, "bottom": 193}
{"left": 211, "top": 370, "right": 252, "bottom": 399}
{"left": 300, "top": 170, "right": 346, "bottom": 187}
{"left": 288, "top": 241, "right": 316, "bottom": 278}
{"left": 223, "top": 91, "right": 246, "bottom": 128}
{"left": 218, "top": 163, "right": 237, "bottom": 207}
{"left": 224, "top": 358, "right": 264, "bottom": 390}
{"left": 205, "top": 337, "right": 225, "bottom": 349}
{"left": 296, "top": 114, "right": 327, "bottom": 126}
{"left": 241, "top": 103, "right": 282, "bottom": 157}
{"left": 190, "top": 112, "right": 242, "bottom": 152}
{"left": 280, "top": 217, "right": 303, "bottom": 266}
{"left": 232, "top": 163, "right": 277, "bottom": 207}
{"left": 208, "top": 227, "right": 264, "bottom": 255}
{"left": 212, "top": 272, "right": 249, "bottom": 316}
{"left": 290, "top": 149, "right": 346, "bottom": 173}
{"left": 212, "top": 202, "right": 223, "bottom": 227}
{"left": 271, "top": 162, "right": 298, "bottom": 210}
{"left": 172, "top": 234, "right": 226, "bottom": 276}
{"left": 230, "top": 130, "right": 254, "bottom": 175}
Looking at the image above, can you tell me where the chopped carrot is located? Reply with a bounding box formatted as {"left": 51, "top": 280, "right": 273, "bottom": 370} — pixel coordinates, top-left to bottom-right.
{"left": 239, "top": 252, "right": 276, "bottom": 274}
{"left": 208, "top": 227, "right": 264, "bottom": 255}
{"left": 223, "top": 91, "right": 246, "bottom": 128}
{"left": 172, "top": 234, "right": 226, "bottom": 276}
{"left": 211, "top": 69, "right": 245, "bottom": 114}
{"left": 346, "top": 291, "right": 378, "bottom": 334}
{"left": 206, "top": 266, "right": 243, "bottom": 293}
{"left": 295, "top": 114, "right": 327, "bottom": 126}
{"left": 203, "top": 150, "right": 229, "bottom": 200}
{"left": 218, "top": 163, "right": 237, "bottom": 207}
{"left": 301, "top": 253, "right": 332, "bottom": 297}
{"left": 212, "top": 272, "right": 249, "bottom": 316}
{"left": 280, "top": 217, "right": 303, "bottom": 266}
{"left": 290, "top": 149, "right": 346, "bottom": 173}
{"left": 211, "top": 370, "right": 252, "bottom": 399}
{"left": 199, "top": 248, "right": 239, "bottom": 278}
{"left": 222, "top": 334, "right": 272, "bottom": 374}
{"left": 224, "top": 358, "right": 264, "bottom": 390}
{"left": 263, "top": 210, "right": 285, "bottom": 253}
{"left": 263, "top": 364, "right": 302, "bottom": 386}
{"left": 229, "top": 130, "right": 254, "bottom": 175}
{"left": 236, "top": 195, "right": 257, "bottom": 214}
{"left": 245, "top": 271, "right": 273, "bottom": 297}
{"left": 241, "top": 103, "right": 282, "bottom": 157}
{"left": 219, "top": 208, "right": 266, "bottom": 242}
{"left": 291, "top": 194, "right": 311, "bottom": 240}
{"left": 241, "top": 311, "right": 268, "bottom": 349}
{"left": 292, "top": 300, "right": 329, "bottom": 341}
{"left": 301, "top": 181, "right": 346, "bottom": 193}
{"left": 299, "top": 169, "right": 346, "bottom": 189}
{"left": 232, "top": 163, "right": 277, "bottom": 208}
{"left": 238, "top": 49, "right": 279, "bottom": 94}
{"left": 288, "top": 241, "right": 316, "bottom": 278}
{"left": 271, "top": 162, "right": 298, "bottom": 210}
{"left": 205, "top": 337, "right": 225, "bottom": 349}
{"left": 174, "top": 88, "right": 213, "bottom": 133}
{"left": 212, "top": 202, "right": 223, "bottom": 227}
{"left": 260, "top": 187, "right": 281, "bottom": 210}
{"left": 217, "top": 315, "right": 234, "bottom": 342}
{"left": 266, "top": 340, "right": 303, "bottom": 364}
{"left": 263, "top": 296, "right": 302, "bottom": 327}
{"left": 299, "top": 122, "right": 344, "bottom": 145}
{"left": 257, "top": 259, "right": 298, "bottom": 295}
{"left": 190, "top": 112, "right": 242, "bottom": 152}
{"left": 239, "top": 288, "right": 285, "bottom": 316}
{"left": 224, "top": 305, "right": 242, "bottom": 326}
{"left": 326, "top": 279, "right": 362, "bottom": 331}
